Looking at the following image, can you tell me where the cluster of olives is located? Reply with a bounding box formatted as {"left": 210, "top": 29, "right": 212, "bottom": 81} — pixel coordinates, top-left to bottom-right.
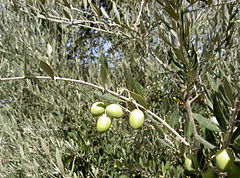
{"left": 185, "top": 148, "right": 240, "bottom": 178}
{"left": 90, "top": 102, "right": 144, "bottom": 132}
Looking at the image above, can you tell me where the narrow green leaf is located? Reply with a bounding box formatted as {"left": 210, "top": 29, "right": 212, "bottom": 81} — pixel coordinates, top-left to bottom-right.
{"left": 185, "top": 121, "right": 193, "bottom": 142}
{"left": 218, "top": 85, "right": 231, "bottom": 106}
{"left": 212, "top": 94, "right": 227, "bottom": 131}
{"left": 195, "top": 134, "right": 216, "bottom": 149}
{"left": 40, "top": 138, "right": 50, "bottom": 156}
{"left": 99, "top": 52, "right": 108, "bottom": 86}
{"left": 156, "top": 138, "right": 173, "bottom": 148}
{"left": 193, "top": 113, "right": 221, "bottom": 132}
{"left": 83, "top": 0, "right": 88, "bottom": 9}
{"left": 63, "top": 7, "right": 72, "bottom": 21}
{"left": 100, "top": 6, "right": 110, "bottom": 19}
{"left": 100, "top": 64, "right": 108, "bottom": 86}
{"left": 112, "top": 2, "right": 120, "bottom": 22}
{"left": 129, "top": 91, "right": 148, "bottom": 108}
{"left": 56, "top": 148, "right": 64, "bottom": 175}
{"left": 234, "top": 20, "right": 240, "bottom": 27}
{"left": 232, "top": 127, "right": 240, "bottom": 142}
{"left": 46, "top": 43, "right": 53, "bottom": 57}
{"left": 39, "top": 60, "right": 54, "bottom": 79}
{"left": 94, "top": 91, "right": 125, "bottom": 103}
{"left": 159, "top": 31, "right": 174, "bottom": 48}
{"left": 133, "top": 81, "right": 144, "bottom": 97}
{"left": 164, "top": 6, "right": 179, "bottom": 21}
{"left": 123, "top": 62, "right": 134, "bottom": 91}
{"left": 223, "top": 77, "right": 233, "bottom": 105}
{"left": 89, "top": 2, "right": 100, "bottom": 16}
{"left": 206, "top": 72, "right": 218, "bottom": 91}
{"left": 169, "top": 110, "right": 181, "bottom": 127}
{"left": 172, "top": 48, "right": 186, "bottom": 64}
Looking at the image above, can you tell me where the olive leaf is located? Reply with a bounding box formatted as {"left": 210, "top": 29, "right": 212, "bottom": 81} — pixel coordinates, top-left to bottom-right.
{"left": 39, "top": 60, "right": 54, "bottom": 79}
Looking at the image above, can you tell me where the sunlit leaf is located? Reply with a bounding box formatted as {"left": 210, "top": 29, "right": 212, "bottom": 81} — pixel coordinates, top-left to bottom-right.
{"left": 193, "top": 113, "right": 221, "bottom": 132}
{"left": 46, "top": 43, "right": 53, "bottom": 57}
{"left": 112, "top": 2, "right": 120, "bottom": 22}
{"left": 100, "top": 6, "right": 110, "bottom": 19}
{"left": 129, "top": 91, "right": 148, "bottom": 108}
{"left": 56, "top": 148, "right": 64, "bottom": 175}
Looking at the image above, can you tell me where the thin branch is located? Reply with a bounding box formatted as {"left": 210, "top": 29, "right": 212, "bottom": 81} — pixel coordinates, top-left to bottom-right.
{"left": 20, "top": 9, "right": 132, "bottom": 38}
{"left": 185, "top": 98, "right": 199, "bottom": 137}
{"left": 0, "top": 75, "right": 190, "bottom": 146}
{"left": 185, "top": 94, "right": 216, "bottom": 149}
{"left": 189, "top": 93, "right": 199, "bottom": 104}
{"left": 224, "top": 94, "right": 240, "bottom": 148}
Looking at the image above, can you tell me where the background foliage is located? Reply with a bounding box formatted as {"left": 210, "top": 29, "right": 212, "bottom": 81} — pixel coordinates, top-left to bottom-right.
{"left": 0, "top": 0, "right": 240, "bottom": 177}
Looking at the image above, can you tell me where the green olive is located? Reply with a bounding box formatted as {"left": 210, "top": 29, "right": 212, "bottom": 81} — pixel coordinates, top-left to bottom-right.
{"left": 96, "top": 115, "right": 111, "bottom": 132}
{"left": 129, "top": 109, "right": 144, "bottom": 129}
{"left": 215, "top": 149, "right": 235, "bottom": 172}
{"left": 90, "top": 102, "right": 105, "bottom": 116}
{"left": 106, "top": 104, "right": 124, "bottom": 118}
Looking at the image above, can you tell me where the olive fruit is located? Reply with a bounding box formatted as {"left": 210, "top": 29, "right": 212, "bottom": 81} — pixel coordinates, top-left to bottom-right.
{"left": 106, "top": 104, "right": 124, "bottom": 118}
{"left": 96, "top": 115, "right": 111, "bottom": 132}
{"left": 90, "top": 102, "right": 105, "bottom": 116}
{"left": 215, "top": 149, "right": 235, "bottom": 172}
{"left": 184, "top": 154, "right": 199, "bottom": 171}
{"left": 228, "top": 163, "right": 240, "bottom": 178}
{"left": 129, "top": 109, "right": 144, "bottom": 129}
{"left": 203, "top": 168, "right": 217, "bottom": 178}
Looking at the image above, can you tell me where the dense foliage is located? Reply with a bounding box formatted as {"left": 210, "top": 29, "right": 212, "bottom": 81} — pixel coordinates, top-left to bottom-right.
{"left": 0, "top": 0, "right": 239, "bottom": 177}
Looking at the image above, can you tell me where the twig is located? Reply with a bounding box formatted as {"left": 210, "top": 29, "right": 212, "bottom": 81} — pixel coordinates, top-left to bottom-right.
{"left": 19, "top": 9, "right": 132, "bottom": 38}
{"left": 223, "top": 94, "right": 240, "bottom": 148}
{"left": 0, "top": 75, "right": 190, "bottom": 146}
{"left": 185, "top": 93, "right": 216, "bottom": 149}
{"left": 185, "top": 97, "right": 199, "bottom": 137}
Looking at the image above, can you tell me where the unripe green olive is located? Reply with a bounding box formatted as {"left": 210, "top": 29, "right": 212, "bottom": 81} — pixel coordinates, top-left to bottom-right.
{"left": 215, "top": 149, "right": 235, "bottom": 172}
{"left": 203, "top": 168, "right": 217, "bottom": 178}
{"left": 96, "top": 115, "right": 111, "bottom": 132}
{"left": 184, "top": 154, "right": 199, "bottom": 171}
{"left": 227, "top": 163, "right": 240, "bottom": 178}
{"left": 90, "top": 102, "right": 105, "bottom": 116}
{"left": 129, "top": 109, "right": 144, "bottom": 129}
{"left": 106, "top": 104, "right": 124, "bottom": 118}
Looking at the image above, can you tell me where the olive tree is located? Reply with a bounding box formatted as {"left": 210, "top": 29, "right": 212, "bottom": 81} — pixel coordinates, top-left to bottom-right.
{"left": 0, "top": 0, "right": 240, "bottom": 177}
